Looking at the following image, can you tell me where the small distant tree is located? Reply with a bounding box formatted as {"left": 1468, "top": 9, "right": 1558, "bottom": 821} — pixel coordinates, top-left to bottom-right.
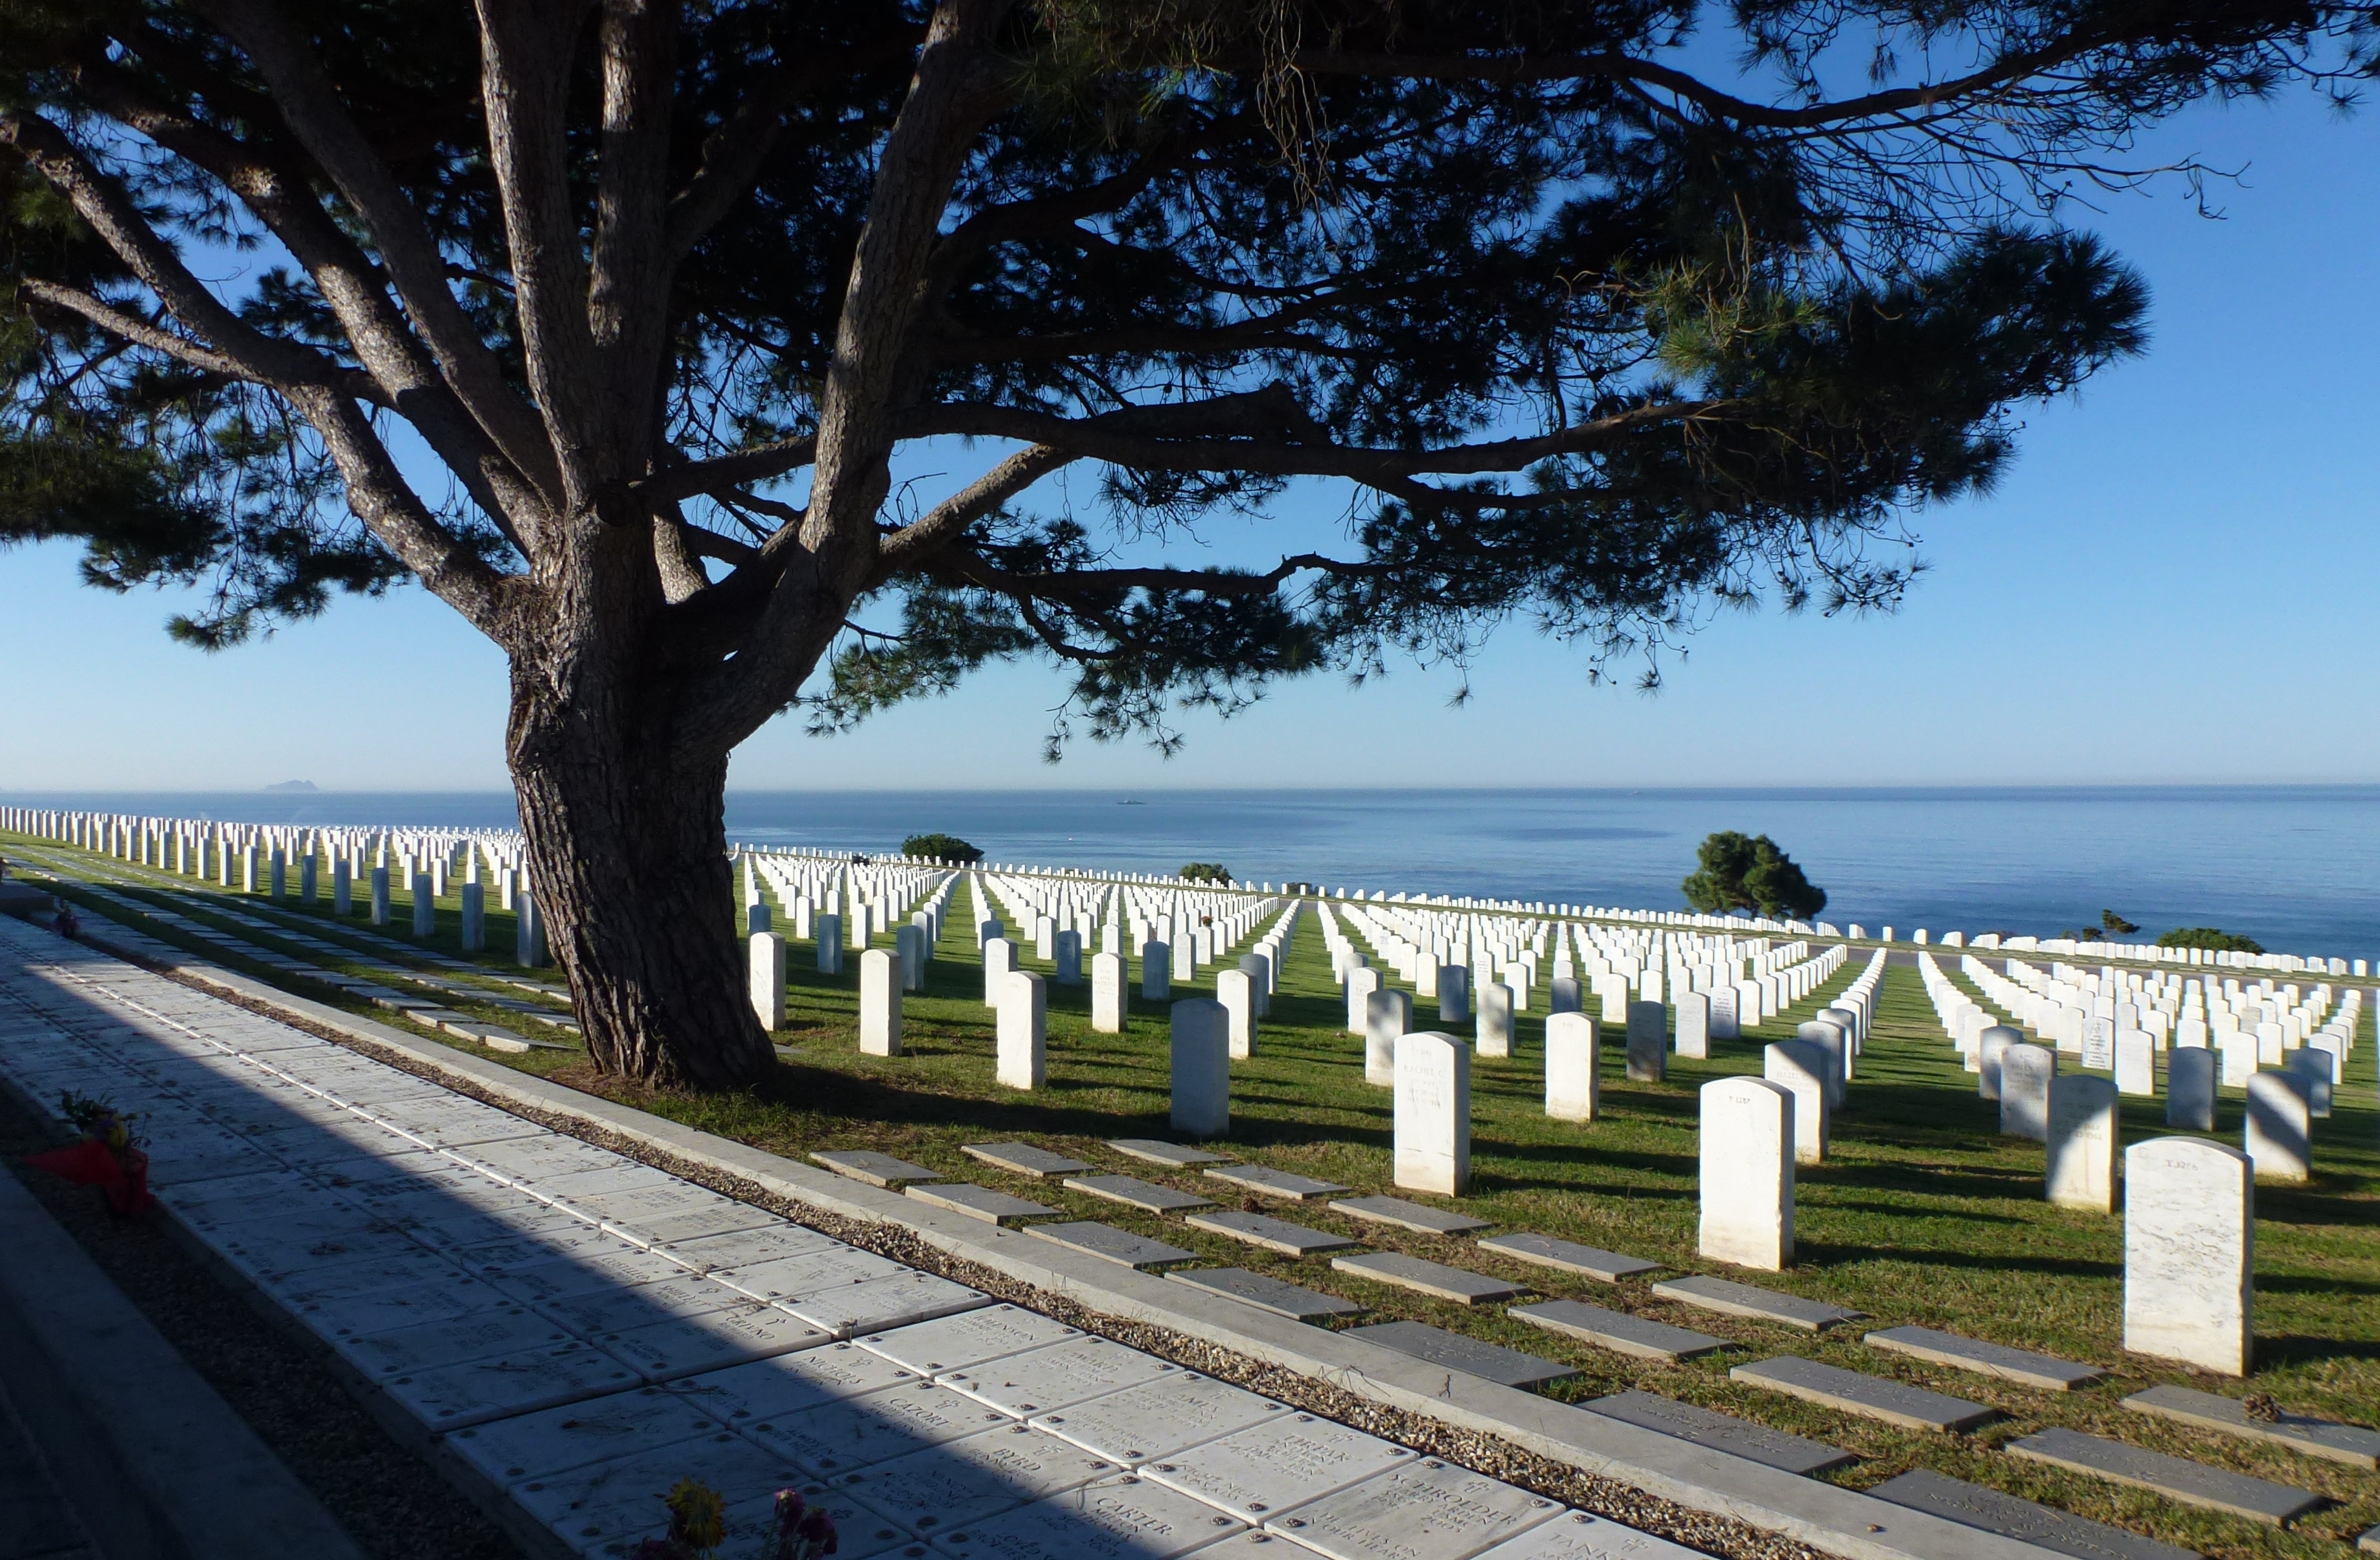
{"left": 2101, "top": 909, "right": 2141, "bottom": 936}
{"left": 902, "top": 832, "right": 982, "bottom": 864}
{"left": 1681, "top": 832, "right": 1826, "bottom": 921}
{"left": 2158, "top": 927, "right": 2265, "bottom": 955}
{"left": 1179, "top": 863, "right": 1232, "bottom": 885}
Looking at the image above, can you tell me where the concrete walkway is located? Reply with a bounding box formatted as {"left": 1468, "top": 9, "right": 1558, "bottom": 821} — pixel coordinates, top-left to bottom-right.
{"left": 0, "top": 915, "right": 1670, "bottom": 1560}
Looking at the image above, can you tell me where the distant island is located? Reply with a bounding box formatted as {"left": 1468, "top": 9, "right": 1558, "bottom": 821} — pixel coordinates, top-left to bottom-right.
{"left": 263, "top": 780, "right": 320, "bottom": 792}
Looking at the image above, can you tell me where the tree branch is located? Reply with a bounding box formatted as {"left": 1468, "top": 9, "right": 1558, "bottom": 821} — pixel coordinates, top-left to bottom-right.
{"left": 1, "top": 111, "right": 367, "bottom": 396}
{"left": 69, "top": 52, "right": 543, "bottom": 549}
{"left": 19, "top": 282, "right": 257, "bottom": 384}
{"left": 664, "top": 25, "right": 926, "bottom": 261}
{"left": 876, "top": 444, "right": 1076, "bottom": 575}
{"left": 1280, "top": 40, "right": 2103, "bottom": 132}
{"left": 636, "top": 432, "right": 819, "bottom": 502}
{"left": 921, "top": 394, "right": 1723, "bottom": 485}
{"left": 188, "top": 0, "right": 564, "bottom": 516}
{"left": 470, "top": 0, "right": 603, "bottom": 502}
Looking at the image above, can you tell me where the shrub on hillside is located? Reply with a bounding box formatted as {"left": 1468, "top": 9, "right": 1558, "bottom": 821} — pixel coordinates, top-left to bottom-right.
{"left": 2157, "top": 926, "right": 2264, "bottom": 954}
{"left": 1179, "top": 862, "right": 1232, "bottom": 885}
{"left": 1681, "top": 832, "right": 1826, "bottom": 920}
{"left": 902, "top": 832, "right": 981, "bottom": 864}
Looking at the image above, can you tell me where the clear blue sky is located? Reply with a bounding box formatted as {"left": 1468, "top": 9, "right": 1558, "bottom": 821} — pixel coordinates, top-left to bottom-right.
{"left": 3, "top": 88, "right": 2373, "bottom": 793}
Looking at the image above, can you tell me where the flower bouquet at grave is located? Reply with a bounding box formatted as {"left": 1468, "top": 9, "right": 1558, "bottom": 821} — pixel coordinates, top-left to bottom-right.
{"left": 630, "top": 1480, "right": 835, "bottom": 1559}
{"left": 28, "top": 1091, "right": 154, "bottom": 1215}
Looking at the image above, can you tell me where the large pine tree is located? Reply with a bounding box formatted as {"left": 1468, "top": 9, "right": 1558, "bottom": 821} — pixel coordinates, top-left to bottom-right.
{"left": 0, "top": 0, "right": 2342, "bottom": 1084}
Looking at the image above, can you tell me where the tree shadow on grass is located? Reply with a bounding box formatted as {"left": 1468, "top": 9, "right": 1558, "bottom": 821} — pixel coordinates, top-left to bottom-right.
{"left": 1815, "top": 1199, "right": 2029, "bottom": 1225}
{"left": 1793, "top": 1242, "right": 2121, "bottom": 1281}
{"left": 1809, "top": 1163, "right": 2048, "bottom": 1203}
{"left": 2255, "top": 1272, "right": 2380, "bottom": 1299}
{"left": 1479, "top": 1138, "right": 1699, "bottom": 1181}
{"left": 2250, "top": 1334, "right": 2380, "bottom": 1368}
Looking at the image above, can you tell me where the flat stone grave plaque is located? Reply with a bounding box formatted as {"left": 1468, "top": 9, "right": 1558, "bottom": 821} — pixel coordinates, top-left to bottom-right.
{"left": 934, "top": 1472, "right": 1249, "bottom": 1560}
{"left": 1262, "top": 1457, "right": 1565, "bottom": 1560}
{"left": 809, "top": 1149, "right": 945, "bottom": 1187}
{"left": 272, "top": 1249, "right": 477, "bottom": 1307}
{"left": 450, "top": 1133, "right": 625, "bottom": 1186}
{"left": 1649, "top": 1275, "right": 1860, "bottom": 1331}
{"left": 1026, "top": 1220, "right": 1198, "bottom": 1270}
{"left": 213, "top": 1222, "right": 429, "bottom": 1286}
{"left": 1188, "top": 1209, "right": 1358, "bottom": 1256}
{"left": 290, "top": 1272, "right": 514, "bottom": 1340}
{"left": 439, "top": 1383, "right": 727, "bottom": 1485}
{"left": 382, "top": 1338, "right": 642, "bottom": 1428}
{"left": 598, "top": 1195, "right": 785, "bottom": 1249}
{"left": 904, "top": 1181, "right": 1057, "bottom": 1226}
{"left": 2006, "top": 1428, "right": 2325, "bottom": 1525}
{"left": 699, "top": 1246, "right": 904, "bottom": 1303}
{"left": 1478, "top": 1233, "right": 1660, "bottom": 1284}
{"left": 941, "top": 1335, "right": 1184, "bottom": 1417}
{"left": 1332, "top": 1252, "right": 1528, "bottom": 1305}
{"left": 857, "top": 1302, "right": 1081, "bottom": 1374}
{"left": 962, "top": 1141, "right": 1091, "bottom": 1178}
{"left": 507, "top": 1430, "right": 807, "bottom": 1549}
{"left": 1108, "top": 1138, "right": 1232, "bottom": 1167}
{"left": 1328, "top": 1195, "right": 1491, "bottom": 1236}
{"left": 2359, "top": 1525, "right": 2379, "bottom": 1555}
{"left": 1204, "top": 1164, "right": 1351, "bottom": 1201}
{"left": 1030, "top": 1370, "right": 1289, "bottom": 1463}
{"left": 1732, "top": 1357, "right": 1995, "bottom": 1432}
{"left": 456, "top": 1222, "right": 647, "bottom": 1276}
{"left": 1343, "top": 1321, "right": 1577, "bottom": 1391}
{"left": 662, "top": 1222, "right": 845, "bottom": 1273}
{"left": 1868, "top": 1470, "right": 2202, "bottom": 1560}
{"left": 598, "top": 1301, "right": 834, "bottom": 1382}
{"left": 1472, "top": 1510, "right": 1713, "bottom": 1560}
{"left": 1167, "top": 1267, "right": 1365, "bottom": 1322}
{"left": 481, "top": 1247, "right": 700, "bottom": 1305}
{"left": 1064, "top": 1173, "right": 1216, "bottom": 1214}
{"left": 2122, "top": 1384, "right": 2380, "bottom": 1469}
{"left": 783, "top": 1271, "right": 993, "bottom": 1339}
{"left": 1144, "top": 1412, "right": 1416, "bottom": 1519}
{"left": 530, "top": 1272, "right": 752, "bottom": 1335}
{"left": 738, "top": 1375, "right": 1012, "bottom": 1477}
{"left": 831, "top": 1422, "right": 1120, "bottom": 1532}
{"left": 1509, "top": 1301, "right": 1723, "bottom": 1363}
{"left": 1864, "top": 1326, "right": 2105, "bottom": 1392}
{"left": 1580, "top": 1391, "right": 1853, "bottom": 1475}
{"left": 665, "top": 1341, "right": 920, "bottom": 1422}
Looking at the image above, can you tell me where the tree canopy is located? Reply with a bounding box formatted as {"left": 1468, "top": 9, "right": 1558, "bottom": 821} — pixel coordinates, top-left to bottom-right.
{"left": 0, "top": 0, "right": 2358, "bottom": 1085}
{"left": 902, "top": 831, "right": 983, "bottom": 862}
{"left": 2158, "top": 925, "right": 2265, "bottom": 953}
{"left": 1681, "top": 830, "right": 1826, "bottom": 919}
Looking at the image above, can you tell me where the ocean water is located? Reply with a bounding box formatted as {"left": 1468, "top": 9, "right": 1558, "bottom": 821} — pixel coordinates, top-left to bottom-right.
{"left": 9, "top": 786, "right": 2378, "bottom": 958}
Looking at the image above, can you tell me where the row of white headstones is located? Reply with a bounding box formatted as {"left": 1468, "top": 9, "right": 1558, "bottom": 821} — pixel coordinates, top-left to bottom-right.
{"left": 12, "top": 806, "right": 2291, "bottom": 1382}
{"left": 1908, "top": 951, "right": 2363, "bottom": 1377}
{"left": 20, "top": 803, "right": 2380, "bottom": 981}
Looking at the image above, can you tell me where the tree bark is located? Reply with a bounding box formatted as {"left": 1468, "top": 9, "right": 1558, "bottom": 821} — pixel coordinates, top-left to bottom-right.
{"left": 507, "top": 661, "right": 770, "bottom": 1089}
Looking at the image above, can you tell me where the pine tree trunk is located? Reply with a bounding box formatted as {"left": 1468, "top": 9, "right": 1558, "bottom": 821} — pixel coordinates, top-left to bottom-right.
{"left": 507, "top": 668, "right": 770, "bottom": 1089}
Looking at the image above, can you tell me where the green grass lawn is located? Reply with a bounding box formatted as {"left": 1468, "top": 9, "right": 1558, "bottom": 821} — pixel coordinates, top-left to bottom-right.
{"left": 11, "top": 836, "right": 2377, "bottom": 1560}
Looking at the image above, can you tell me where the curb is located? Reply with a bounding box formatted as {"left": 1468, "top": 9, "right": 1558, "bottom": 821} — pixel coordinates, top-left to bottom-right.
{"left": 0, "top": 1128, "right": 370, "bottom": 1560}
{"left": 60, "top": 908, "right": 2068, "bottom": 1560}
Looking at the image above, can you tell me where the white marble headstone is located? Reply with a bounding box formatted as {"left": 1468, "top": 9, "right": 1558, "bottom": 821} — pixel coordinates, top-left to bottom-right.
{"left": 2124, "top": 1136, "right": 2252, "bottom": 1375}
{"left": 1545, "top": 1013, "right": 1597, "bottom": 1123}
{"left": 1392, "top": 1032, "right": 1469, "bottom": 1196}
{"left": 1698, "top": 1077, "right": 1793, "bottom": 1271}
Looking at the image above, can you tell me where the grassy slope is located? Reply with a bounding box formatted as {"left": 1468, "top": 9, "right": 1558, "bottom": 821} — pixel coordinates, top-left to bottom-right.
{"left": 10, "top": 839, "right": 2377, "bottom": 1560}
